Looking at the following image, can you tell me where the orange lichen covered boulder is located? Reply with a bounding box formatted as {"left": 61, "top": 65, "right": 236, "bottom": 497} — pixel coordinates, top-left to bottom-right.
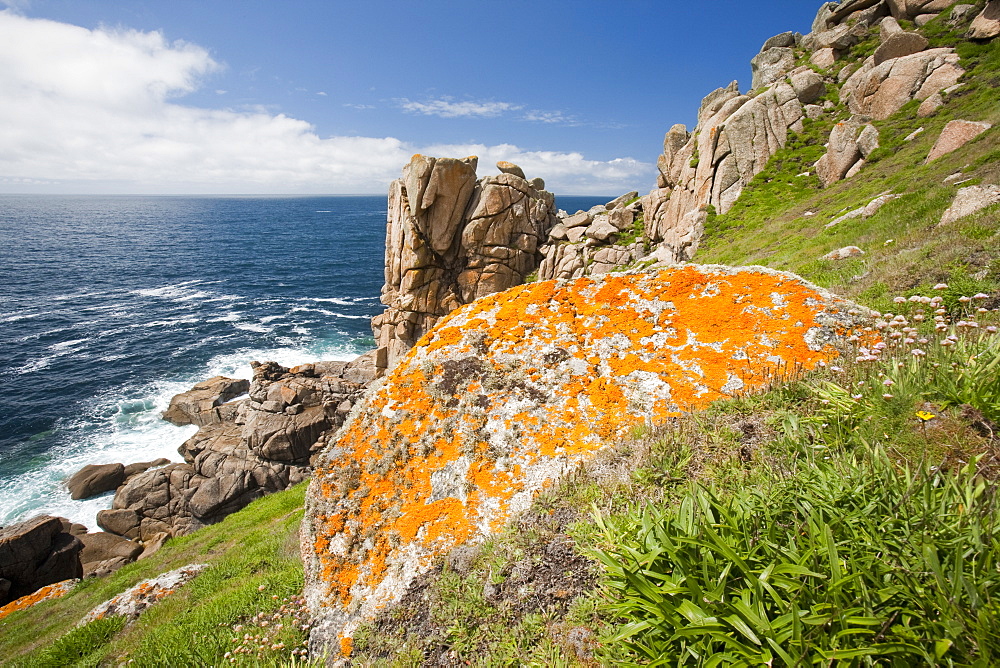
{"left": 0, "top": 579, "right": 75, "bottom": 621}
{"left": 302, "top": 264, "right": 874, "bottom": 654}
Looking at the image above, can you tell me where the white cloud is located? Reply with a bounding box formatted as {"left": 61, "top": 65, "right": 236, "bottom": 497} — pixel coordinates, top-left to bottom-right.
{"left": 397, "top": 97, "right": 523, "bottom": 119}
{"left": 522, "top": 109, "right": 579, "bottom": 125}
{"left": 0, "top": 12, "right": 651, "bottom": 195}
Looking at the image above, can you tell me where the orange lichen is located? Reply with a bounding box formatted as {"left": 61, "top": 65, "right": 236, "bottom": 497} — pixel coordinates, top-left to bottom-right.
{"left": 307, "top": 265, "right": 875, "bottom": 640}
{"left": 0, "top": 580, "right": 74, "bottom": 620}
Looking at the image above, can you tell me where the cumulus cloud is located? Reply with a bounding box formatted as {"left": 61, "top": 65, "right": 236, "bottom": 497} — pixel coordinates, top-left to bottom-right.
{"left": 396, "top": 97, "right": 523, "bottom": 119}
{"left": 0, "top": 12, "right": 651, "bottom": 194}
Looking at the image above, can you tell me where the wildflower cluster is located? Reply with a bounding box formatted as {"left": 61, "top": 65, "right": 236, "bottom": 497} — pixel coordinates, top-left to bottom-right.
{"left": 805, "top": 286, "right": 999, "bottom": 463}
{"left": 223, "top": 588, "right": 312, "bottom": 664}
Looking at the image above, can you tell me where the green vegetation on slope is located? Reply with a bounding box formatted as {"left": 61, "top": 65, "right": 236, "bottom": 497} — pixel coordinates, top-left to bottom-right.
{"left": 0, "top": 483, "right": 312, "bottom": 667}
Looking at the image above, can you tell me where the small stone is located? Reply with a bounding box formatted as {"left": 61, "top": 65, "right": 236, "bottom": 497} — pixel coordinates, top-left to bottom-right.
{"left": 904, "top": 127, "right": 925, "bottom": 141}
{"left": 822, "top": 246, "right": 865, "bottom": 261}
{"left": 915, "top": 13, "right": 938, "bottom": 26}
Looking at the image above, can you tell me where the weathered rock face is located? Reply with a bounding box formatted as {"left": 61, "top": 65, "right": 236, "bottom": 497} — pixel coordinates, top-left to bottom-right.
{"left": 644, "top": 79, "right": 805, "bottom": 261}
{"left": 303, "top": 265, "right": 875, "bottom": 656}
{"left": 816, "top": 120, "right": 866, "bottom": 187}
{"left": 842, "top": 48, "right": 963, "bottom": 120}
{"left": 0, "top": 515, "right": 83, "bottom": 605}
{"left": 99, "top": 358, "right": 371, "bottom": 542}
{"left": 372, "top": 155, "right": 558, "bottom": 370}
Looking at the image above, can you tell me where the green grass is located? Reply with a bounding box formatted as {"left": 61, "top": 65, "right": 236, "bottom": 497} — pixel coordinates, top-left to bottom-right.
{"left": 1, "top": 483, "right": 312, "bottom": 667}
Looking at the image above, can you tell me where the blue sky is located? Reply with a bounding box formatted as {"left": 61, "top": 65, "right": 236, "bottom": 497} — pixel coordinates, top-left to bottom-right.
{"left": 0, "top": 1, "right": 820, "bottom": 195}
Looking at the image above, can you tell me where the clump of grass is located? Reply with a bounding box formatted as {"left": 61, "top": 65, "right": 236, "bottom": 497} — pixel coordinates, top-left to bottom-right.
{"left": 591, "top": 453, "right": 1000, "bottom": 666}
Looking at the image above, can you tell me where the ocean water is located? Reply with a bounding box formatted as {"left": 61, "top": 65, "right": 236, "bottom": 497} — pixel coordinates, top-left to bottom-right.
{"left": 0, "top": 194, "right": 609, "bottom": 530}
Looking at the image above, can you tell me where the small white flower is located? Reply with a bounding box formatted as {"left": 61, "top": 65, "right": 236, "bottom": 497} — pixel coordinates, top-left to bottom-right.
{"left": 973, "top": 293, "right": 989, "bottom": 300}
{"left": 894, "top": 296, "right": 907, "bottom": 304}
{"left": 933, "top": 283, "right": 948, "bottom": 290}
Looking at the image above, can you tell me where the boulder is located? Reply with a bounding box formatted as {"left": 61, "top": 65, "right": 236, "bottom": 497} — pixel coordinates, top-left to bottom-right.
{"left": 548, "top": 222, "right": 569, "bottom": 241}
{"left": 608, "top": 207, "right": 635, "bottom": 231}
{"left": 813, "top": 1, "right": 841, "bottom": 32}
{"left": 925, "top": 120, "right": 992, "bottom": 162}
{"left": 918, "top": 92, "right": 945, "bottom": 116}
{"left": 79, "top": 532, "right": 143, "bottom": 578}
{"left": 303, "top": 265, "right": 875, "bottom": 656}
{"left": 843, "top": 47, "right": 963, "bottom": 120}
{"left": 811, "top": 47, "right": 839, "bottom": 69}
{"left": 562, "top": 211, "right": 592, "bottom": 229}
{"left": 162, "top": 376, "right": 250, "bottom": 427}
{"left": 969, "top": 0, "right": 1000, "bottom": 39}
{"left": 123, "top": 458, "right": 170, "bottom": 479}
{"left": 66, "top": 463, "right": 125, "bottom": 500}
{"left": 857, "top": 124, "right": 881, "bottom": 158}
{"left": 0, "top": 515, "right": 83, "bottom": 605}
{"left": 873, "top": 31, "right": 929, "bottom": 65}
{"left": 790, "top": 69, "right": 826, "bottom": 104}
{"left": 605, "top": 191, "right": 639, "bottom": 210}
{"left": 828, "top": 0, "right": 888, "bottom": 25}
{"left": 751, "top": 47, "right": 797, "bottom": 90}
{"left": 888, "top": 0, "right": 955, "bottom": 20}
{"left": 915, "top": 13, "right": 938, "bottom": 25}
{"left": 939, "top": 184, "right": 1000, "bottom": 225}
{"left": 496, "top": 161, "right": 526, "bottom": 179}
{"left": 816, "top": 121, "right": 864, "bottom": 187}
{"left": 761, "top": 31, "right": 798, "bottom": 50}
{"left": 584, "top": 217, "right": 619, "bottom": 243}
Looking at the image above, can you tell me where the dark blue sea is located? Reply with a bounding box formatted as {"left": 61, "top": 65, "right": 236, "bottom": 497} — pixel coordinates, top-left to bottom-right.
{"left": 0, "top": 194, "right": 607, "bottom": 529}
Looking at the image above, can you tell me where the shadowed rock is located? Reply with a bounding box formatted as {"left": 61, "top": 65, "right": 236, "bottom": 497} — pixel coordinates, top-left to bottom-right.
{"left": 0, "top": 515, "right": 83, "bottom": 605}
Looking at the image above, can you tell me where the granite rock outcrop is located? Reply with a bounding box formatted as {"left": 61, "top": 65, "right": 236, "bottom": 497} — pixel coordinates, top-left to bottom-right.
{"left": 372, "top": 155, "right": 558, "bottom": 370}
{"left": 303, "top": 265, "right": 875, "bottom": 655}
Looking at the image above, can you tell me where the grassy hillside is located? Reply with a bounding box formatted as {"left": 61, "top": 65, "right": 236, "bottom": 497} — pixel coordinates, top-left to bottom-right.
{"left": 697, "top": 14, "right": 1000, "bottom": 314}
{"left": 0, "top": 484, "right": 311, "bottom": 667}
